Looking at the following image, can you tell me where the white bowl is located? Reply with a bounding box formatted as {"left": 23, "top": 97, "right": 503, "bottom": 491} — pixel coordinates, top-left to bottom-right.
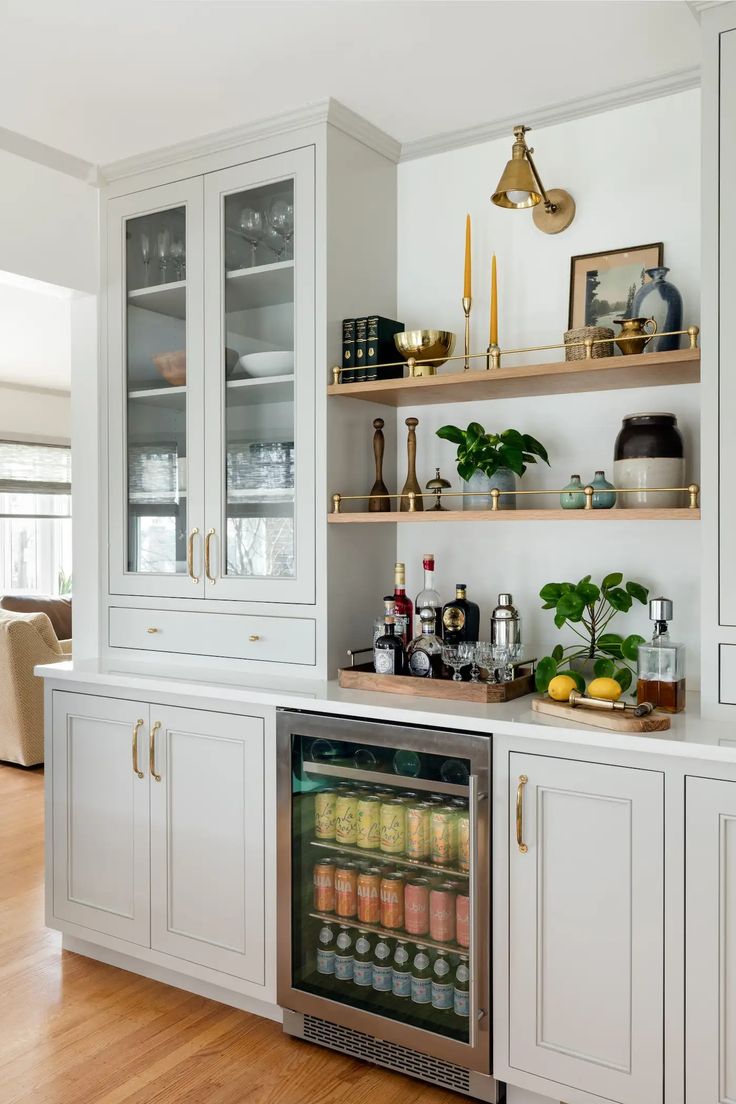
{"left": 235, "top": 351, "right": 294, "bottom": 378}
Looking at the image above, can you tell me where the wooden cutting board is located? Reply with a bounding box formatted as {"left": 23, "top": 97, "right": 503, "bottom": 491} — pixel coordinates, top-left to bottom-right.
{"left": 532, "top": 695, "right": 671, "bottom": 732}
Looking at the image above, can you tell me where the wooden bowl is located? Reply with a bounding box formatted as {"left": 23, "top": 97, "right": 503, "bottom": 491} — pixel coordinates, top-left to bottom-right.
{"left": 152, "top": 350, "right": 186, "bottom": 386}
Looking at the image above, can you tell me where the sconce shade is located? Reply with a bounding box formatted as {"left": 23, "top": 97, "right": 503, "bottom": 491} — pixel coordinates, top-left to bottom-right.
{"left": 492, "top": 151, "right": 541, "bottom": 209}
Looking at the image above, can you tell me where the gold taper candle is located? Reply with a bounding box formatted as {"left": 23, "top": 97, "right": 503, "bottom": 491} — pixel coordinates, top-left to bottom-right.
{"left": 464, "top": 214, "right": 472, "bottom": 299}
{"left": 490, "top": 254, "right": 498, "bottom": 346}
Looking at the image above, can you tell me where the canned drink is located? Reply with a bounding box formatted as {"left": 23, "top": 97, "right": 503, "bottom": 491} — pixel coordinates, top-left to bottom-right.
{"left": 457, "top": 810, "right": 471, "bottom": 872}
{"left": 398, "top": 791, "right": 421, "bottom": 802}
{"left": 430, "top": 806, "right": 458, "bottom": 866}
{"left": 335, "top": 862, "right": 359, "bottom": 917}
{"left": 357, "top": 795, "right": 382, "bottom": 850}
{"left": 405, "top": 803, "right": 431, "bottom": 860}
{"left": 380, "top": 872, "right": 405, "bottom": 929}
{"left": 335, "top": 791, "right": 359, "bottom": 846}
{"left": 429, "top": 794, "right": 447, "bottom": 804}
{"left": 380, "top": 799, "right": 406, "bottom": 854}
{"left": 429, "top": 883, "right": 457, "bottom": 943}
{"left": 404, "top": 877, "right": 430, "bottom": 935}
{"left": 313, "top": 858, "right": 337, "bottom": 912}
{"left": 314, "top": 789, "right": 337, "bottom": 840}
{"left": 357, "top": 868, "right": 382, "bottom": 924}
{"left": 456, "top": 890, "right": 470, "bottom": 948}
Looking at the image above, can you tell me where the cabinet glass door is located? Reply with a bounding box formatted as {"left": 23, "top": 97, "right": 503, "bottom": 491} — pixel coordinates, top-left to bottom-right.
{"left": 108, "top": 179, "right": 204, "bottom": 598}
{"left": 204, "top": 149, "right": 315, "bottom": 602}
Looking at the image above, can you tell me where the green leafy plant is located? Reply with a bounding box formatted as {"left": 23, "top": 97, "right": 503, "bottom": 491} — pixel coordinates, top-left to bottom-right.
{"left": 436, "top": 422, "right": 549, "bottom": 482}
{"left": 535, "top": 572, "right": 649, "bottom": 695}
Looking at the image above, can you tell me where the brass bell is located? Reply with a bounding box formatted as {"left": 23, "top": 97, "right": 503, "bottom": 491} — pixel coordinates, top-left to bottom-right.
{"left": 426, "top": 467, "right": 451, "bottom": 511}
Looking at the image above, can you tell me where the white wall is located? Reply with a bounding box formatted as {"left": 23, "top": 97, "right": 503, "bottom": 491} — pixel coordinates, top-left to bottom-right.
{"left": 0, "top": 383, "right": 70, "bottom": 441}
{"left": 396, "top": 90, "right": 702, "bottom": 683}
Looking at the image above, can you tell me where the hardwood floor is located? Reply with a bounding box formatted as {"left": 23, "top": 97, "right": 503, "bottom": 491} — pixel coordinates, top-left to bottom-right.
{"left": 0, "top": 765, "right": 464, "bottom": 1104}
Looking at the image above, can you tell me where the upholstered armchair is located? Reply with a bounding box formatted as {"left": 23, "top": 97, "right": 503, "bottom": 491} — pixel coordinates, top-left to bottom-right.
{"left": 0, "top": 609, "right": 71, "bottom": 766}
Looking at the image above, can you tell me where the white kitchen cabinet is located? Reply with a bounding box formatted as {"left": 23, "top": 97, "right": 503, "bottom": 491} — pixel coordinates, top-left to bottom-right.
{"left": 507, "top": 752, "right": 664, "bottom": 1104}
{"left": 149, "top": 705, "right": 265, "bottom": 982}
{"left": 685, "top": 776, "right": 736, "bottom": 1102}
{"left": 51, "top": 691, "right": 151, "bottom": 945}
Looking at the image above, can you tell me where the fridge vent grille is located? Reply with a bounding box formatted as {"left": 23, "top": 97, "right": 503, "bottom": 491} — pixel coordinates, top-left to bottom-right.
{"left": 302, "top": 1014, "right": 471, "bottom": 1093}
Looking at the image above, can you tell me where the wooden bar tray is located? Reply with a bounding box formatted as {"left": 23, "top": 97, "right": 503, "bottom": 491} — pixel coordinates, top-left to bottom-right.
{"left": 338, "top": 662, "right": 536, "bottom": 703}
{"left": 532, "top": 696, "right": 671, "bottom": 732}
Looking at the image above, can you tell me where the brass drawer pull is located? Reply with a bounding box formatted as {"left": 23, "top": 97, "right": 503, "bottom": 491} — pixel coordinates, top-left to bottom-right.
{"left": 516, "top": 774, "right": 529, "bottom": 854}
{"left": 248, "top": 634, "right": 260, "bottom": 642}
{"left": 205, "top": 528, "right": 216, "bottom": 584}
{"left": 187, "top": 527, "right": 200, "bottom": 583}
{"left": 132, "top": 719, "right": 145, "bottom": 779}
{"left": 149, "top": 721, "right": 162, "bottom": 782}
{"left": 146, "top": 627, "right": 159, "bottom": 634}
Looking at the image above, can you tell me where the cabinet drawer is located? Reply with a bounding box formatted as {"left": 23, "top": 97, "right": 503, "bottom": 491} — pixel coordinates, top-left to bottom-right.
{"left": 109, "top": 606, "right": 316, "bottom": 665}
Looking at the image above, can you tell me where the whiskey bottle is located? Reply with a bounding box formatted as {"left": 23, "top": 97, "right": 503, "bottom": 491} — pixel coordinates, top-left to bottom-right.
{"left": 414, "top": 553, "right": 441, "bottom": 636}
{"left": 636, "top": 597, "right": 686, "bottom": 713}
{"left": 373, "top": 616, "right": 405, "bottom": 675}
{"left": 393, "top": 562, "right": 414, "bottom": 646}
{"left": 441, "top": 584, "right": 480, "bottom": 643}
{"left": 407, "top": 608, "right": 444, "bottom": 678}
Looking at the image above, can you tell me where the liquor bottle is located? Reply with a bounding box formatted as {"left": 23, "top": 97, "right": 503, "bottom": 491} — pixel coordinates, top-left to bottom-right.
{"left": 372, "top": 936, "right": 394, "bottom": 992}
{"left": 410, "top": 944, "right": 432, "bottom": 1005}
{"left": 353, "top": 930, "right": 374, "bottom": 988}
{"left": 392, "top": 939, "right": 412, "bottom": 998}
{"left": 453, "top": 954, "right": 470, "bottom": 1018}
{"left": 407, "top": 608, "right": 444, "bottom": 678}
{"left": 431, "top": 950, "right": 454, "bottom": 1011}
{"left": 334, "top": 925, "right": 354, "bottom": 982}
{"left": 636, "top": 597, "right": 686, "bottom": 713}
{"left": 316, "top": 923, "right": 336, "bottom": 976}
{"left": 373, "top": 616, "right": 405, "bottom": 675}
{"left": 393, "top": 562, "right": 414, "bottom": 646}
{"left": 414, "top": 553, "right": 441, "bottom": 636}
{"left": 441, "top": 584, "right": 480, "bottom": 643}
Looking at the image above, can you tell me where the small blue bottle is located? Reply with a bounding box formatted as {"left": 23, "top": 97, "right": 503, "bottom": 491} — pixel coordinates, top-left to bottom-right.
{"left": 560, "top": 474, "right": 586, "bottom": 509}
{"left": 591, "top": 470, "right": 616, "bottom": 509}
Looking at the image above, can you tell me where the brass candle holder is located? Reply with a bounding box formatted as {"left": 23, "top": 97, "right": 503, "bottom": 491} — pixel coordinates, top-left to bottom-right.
{"left": 462, "top": 296, "right": 472, "bottom": 370}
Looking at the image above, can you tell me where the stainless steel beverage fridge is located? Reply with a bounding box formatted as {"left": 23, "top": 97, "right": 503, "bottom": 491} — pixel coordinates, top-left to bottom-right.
{"left": 277, "top": 710, "right": 497, "bottom": 1101}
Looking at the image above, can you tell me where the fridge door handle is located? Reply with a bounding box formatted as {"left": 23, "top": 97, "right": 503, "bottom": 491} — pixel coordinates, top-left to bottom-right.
{"left": 469, "top": 773, "right": 487, "bottom": 1049}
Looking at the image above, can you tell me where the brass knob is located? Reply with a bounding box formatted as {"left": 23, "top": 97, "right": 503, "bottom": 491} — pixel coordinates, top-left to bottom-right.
{"left": 146, "top": 627, "right": 159, "bottom": 634}
{"left": 248, "top": 634, "right": 260, "bottom": 642}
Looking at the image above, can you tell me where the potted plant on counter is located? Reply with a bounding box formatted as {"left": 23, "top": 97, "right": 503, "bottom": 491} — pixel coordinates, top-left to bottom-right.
{"left": 436, "top": 422, "right": 550, "bottom": 510}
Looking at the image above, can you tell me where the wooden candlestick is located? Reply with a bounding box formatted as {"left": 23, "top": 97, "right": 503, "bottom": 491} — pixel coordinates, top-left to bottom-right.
{"left": 369, "top": 418, "right": 391, "bottom": 512}
{"left": 400, "top": 416, "right": 423, "bottom": 512}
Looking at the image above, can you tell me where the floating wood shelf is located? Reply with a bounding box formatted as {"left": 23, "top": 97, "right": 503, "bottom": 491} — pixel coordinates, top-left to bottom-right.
{"left": 328, "top": 508, "right": 701, "bottom": 523}
{"left": 327, "top": 348, "right": 700, "bottom": 406}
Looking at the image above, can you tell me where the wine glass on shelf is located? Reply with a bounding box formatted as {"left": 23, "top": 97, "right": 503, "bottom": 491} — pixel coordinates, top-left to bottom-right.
{"left": 267, "top": 196, "right": 294, "bottom": 261}
{"left": 140, "top": 232, "right": 150, "bottom": 286}
{"left": 170, "top": 238, "right": 185, "bottom": 280}
{"left": 442, "top": 644, "right": 464, "bottom": 682}
{"left": 240, "top": 207, "right": 264, "bottom": 267}
{"left": 157, "top": 228, "right": 171, "bottom": 284}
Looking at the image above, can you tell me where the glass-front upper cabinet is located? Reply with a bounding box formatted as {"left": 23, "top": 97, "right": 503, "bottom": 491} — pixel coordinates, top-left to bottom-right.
{"left": 108, "top": 179, "right": 205, "bottom": 597}
{"left": 204, "top": 148, "right": 315, "bottom": 603}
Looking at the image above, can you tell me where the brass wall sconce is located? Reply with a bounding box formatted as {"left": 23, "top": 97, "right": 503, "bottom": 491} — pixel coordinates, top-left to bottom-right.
{"left": 491, "top": 124, "right": 575, "bottom": 235}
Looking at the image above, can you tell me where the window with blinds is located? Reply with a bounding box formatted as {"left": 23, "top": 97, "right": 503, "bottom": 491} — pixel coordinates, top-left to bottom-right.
{"left": 0, "top": 441, "right": 72, "bottom": 594}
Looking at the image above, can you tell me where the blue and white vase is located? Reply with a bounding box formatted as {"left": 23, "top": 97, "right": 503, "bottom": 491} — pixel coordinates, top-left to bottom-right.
{"left": 632, "top": 267, "right": 683, "bottom": 353}
{"left": 560, "top": 474, "right": 586, "bottom": 509}
{"left": 590, "top": 470, "right": 616, "bottom": 509}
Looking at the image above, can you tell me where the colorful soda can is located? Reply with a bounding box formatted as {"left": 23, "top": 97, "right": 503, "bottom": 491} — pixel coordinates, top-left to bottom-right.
{"left": 357, "top": 795, "right": 382, "bottom": 850}
{"left": 334, "top": 862, "right": 359, "bottom": 918}
{"left": 457, "top": 810, "right": 471, "bottom": 872}
{"left": 357, "top": 868, "right": 382, "bottom": 924}
{"left": 380, "top": 799, "right": 406, "bottom": 854}
{"left": 335, "top": 791, "right": 359, "bottom": 846}
{"left": 456, "top": 890, "right": 470, "bottom": 948}
{"left": 313, "top": 858, "right": 337, "bottom": 912}
{"left": 430, "top": 806, "right": 458, "bottom": 866}
{"left": 429, "top": 883, "right": 457, "bottom": 943}
{"left": 380, "top": 872, "right": 405, "bottom": 929}
{"left": 405, "top": 803, "right": 431, "bottom": 860}
{"left": 314, "top": 789, "right": 337, "bottom": 840}
{"left": 404, "top": 877, "right": 430, "bottom": 936}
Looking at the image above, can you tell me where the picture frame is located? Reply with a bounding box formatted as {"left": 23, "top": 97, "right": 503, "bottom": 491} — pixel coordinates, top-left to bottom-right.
{"left": 568, "top": 242, "right": 664, "bottom": 330}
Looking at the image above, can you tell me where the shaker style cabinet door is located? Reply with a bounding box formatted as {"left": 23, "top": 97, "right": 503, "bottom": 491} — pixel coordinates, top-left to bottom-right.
{"left": 107, "top": 177, "right": 206, "bottom": 599}
{"left": 51, "top": 692, "right": 151, "bottom": 946}
{"left": 202, "top": 147, "right": 316, "bottom": 603}
{"left": 149, "top": 706, "right": 265, "bottom": 983}
{"left": 508, "top": 753, "right": 664, "bottom": 1104}
{"left": 685, "top": 776, "right": 736, "bottom": 1103}
{"left": 719, "top": 28, "right": 736, "bottom": 627}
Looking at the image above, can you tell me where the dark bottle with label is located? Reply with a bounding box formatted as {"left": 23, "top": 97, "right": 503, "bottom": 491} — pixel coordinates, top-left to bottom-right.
{"left": 441, "top": 584, "right": 480, "bottom": 643}
{"left": 373, "top": 615, "right": 405, "bottom": 675}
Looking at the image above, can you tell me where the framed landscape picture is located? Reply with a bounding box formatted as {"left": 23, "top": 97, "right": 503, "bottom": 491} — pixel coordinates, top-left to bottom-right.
{"left": 568, "top": 242, "right": 663, "bottom": 330}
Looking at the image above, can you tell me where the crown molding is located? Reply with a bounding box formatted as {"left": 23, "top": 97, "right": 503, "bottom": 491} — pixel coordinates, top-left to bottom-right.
{"left": 687, "top": 0, "right": 730, "bottom": 17}
{"left": 0, "top": 125, "right": 97, "bottom": 184}
{"left": 400, "top": 67, "right": 701, "bottom": 162}
{"left": 100, "top": 97, "right": 400, "bottom": 184}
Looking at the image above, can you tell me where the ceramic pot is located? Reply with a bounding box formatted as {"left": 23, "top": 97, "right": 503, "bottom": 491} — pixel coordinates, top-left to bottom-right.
{"left": 489, "top": 467, "right": 516, "bottom": 511}
{"left": 613, "top": 412, "right": 685, "bottom": 508}
{"left": 632, "top": 267, "right": 683, "bottom": 353}
{"left": 560, "top": 474, "right": 586, "bottom": 509}
{"left": 591, "top": 470, "right": 616, "bottom": 509}
{"left": 613, "top": 317, "right": 658, "bottom": 356}
{"left": 462, "top": 468, "right": 516, "bottom": 510}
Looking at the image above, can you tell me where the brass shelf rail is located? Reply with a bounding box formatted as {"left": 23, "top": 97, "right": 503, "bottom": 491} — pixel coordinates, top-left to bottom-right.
{"left": 331, "top": 484, "right": 701, "bottom": 514}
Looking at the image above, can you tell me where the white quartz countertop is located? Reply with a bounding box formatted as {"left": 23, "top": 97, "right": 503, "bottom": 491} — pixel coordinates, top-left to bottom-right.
{"left": 36, "top": 657, "right": 736, "bottom": 763}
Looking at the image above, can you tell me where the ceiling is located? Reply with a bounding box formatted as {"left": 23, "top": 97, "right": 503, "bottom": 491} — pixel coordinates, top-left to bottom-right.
{"left": 0, "top": 0, "right": 701, "bottom": 169}
{"left": 0, "top": 272, "right": 71, "bottom": 391}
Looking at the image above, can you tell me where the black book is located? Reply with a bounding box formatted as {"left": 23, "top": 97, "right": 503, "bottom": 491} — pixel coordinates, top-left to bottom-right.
{"left": 341, "top": 318, "right": 356, "bottom": 384}
{"left": 354, "top": 317, "right": 368, "bottom": 382}
{"left": 365, "top": 316, "right": 405, "bottom": 381}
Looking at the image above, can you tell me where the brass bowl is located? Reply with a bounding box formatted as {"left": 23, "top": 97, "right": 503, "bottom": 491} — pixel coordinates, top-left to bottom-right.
{"left": 394, "top": 330, "right": 456, "bottom": 377}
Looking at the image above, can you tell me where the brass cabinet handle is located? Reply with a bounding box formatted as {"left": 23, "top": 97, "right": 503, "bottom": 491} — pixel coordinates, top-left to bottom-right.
{"left": 187, "top": 527, "right": 200, "bottom": 583}
{"left": 248, "top": 634, "right": 260, "bottom": 642}
{"left": 132, "top": 719, "right": 145, "bottom": 779}
{"left": 516, "top": 774, "right": 529, "bottom": 854}
{"left": 149, "top": 721, "right": 162, "bottom": 782}
{"left": 146, "top": 627, "right": 159, "bottom": 634}
{"left": 204, "top": 528, "right": 216, "bottom": 584}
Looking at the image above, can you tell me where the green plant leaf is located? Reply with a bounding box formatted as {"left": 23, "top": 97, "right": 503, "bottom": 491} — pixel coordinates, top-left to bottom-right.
{"left": 521, "top": 434, "right": 550, "bottom": 465}
{"left": 436, "top": 425, "right": 464, "bottom": 445}
{"left": 551, "top": 644, "right": 564, "bottom": 663}
{"left": 598, "top": 632, "right": 624, "bottom": 657}
{"left": 607, "top": 587, "right": 633, "bottom": 612}
{"left": 594, "top": 657, "right": 615, "bottom": 678}
{"left": 621, "top": 633, "right": 645, "bottom": 662}
{"left": 602, "top": 572, "right": 623, "bottom": 590}
{"left": 535, "top": 655, "right": 558, "bottom": 692}
{"left": 466, "top": 421, "right": 486, "bottom": 442}
{"left": 625, "top": 581, "right": 649, "bottom": 605}
{"left": 557, "top": 591, "right": 585, "bottom": 621}
{"left": 576, "top": 581, "right": 601, "bottom": 605}
{"left": 457, "top": 460, "right": 478, "bottom": 482}
{"left": 500, "top": 428, "right": 524, "bottom": 448}
{"left": 539, "top": 583, "right": 563, "bottom": 603}
{"left": 556, "top": 669, "right": 586, "bottom": 693}
{"left": 554, "top": 610, "right": 567, "bottom": 629}
{"left": 614, "top": 667, "right": 633, "bottom": 693}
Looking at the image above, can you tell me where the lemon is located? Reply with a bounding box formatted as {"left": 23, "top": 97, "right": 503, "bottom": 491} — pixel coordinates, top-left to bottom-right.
{"left": 548, "top": 674, "right": 577, "bottom": 702}
{"left": 587, "top": 677, "right": 622, "bottom": 701}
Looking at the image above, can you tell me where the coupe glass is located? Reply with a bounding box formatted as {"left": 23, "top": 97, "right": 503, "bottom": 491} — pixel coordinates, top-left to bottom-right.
{"left": 140, "top": 232, "right": 150, "bottom": 286}
{"left": 458, "top": 641, "right": 480, "bottom": 682}
{"left": 442, "top": 644, "right": 464, "bottom": 681}
{"left": 475, "top": 642, "right": 495, "bottom": 682}
{"left": 267, "top": 196, "right": 294, "bottom": 260}
{"left": 240, "top": 207, "right": 264, "bottom": 267}
{"left": 157, "top": 228, "right": 171, "bottom": 283}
